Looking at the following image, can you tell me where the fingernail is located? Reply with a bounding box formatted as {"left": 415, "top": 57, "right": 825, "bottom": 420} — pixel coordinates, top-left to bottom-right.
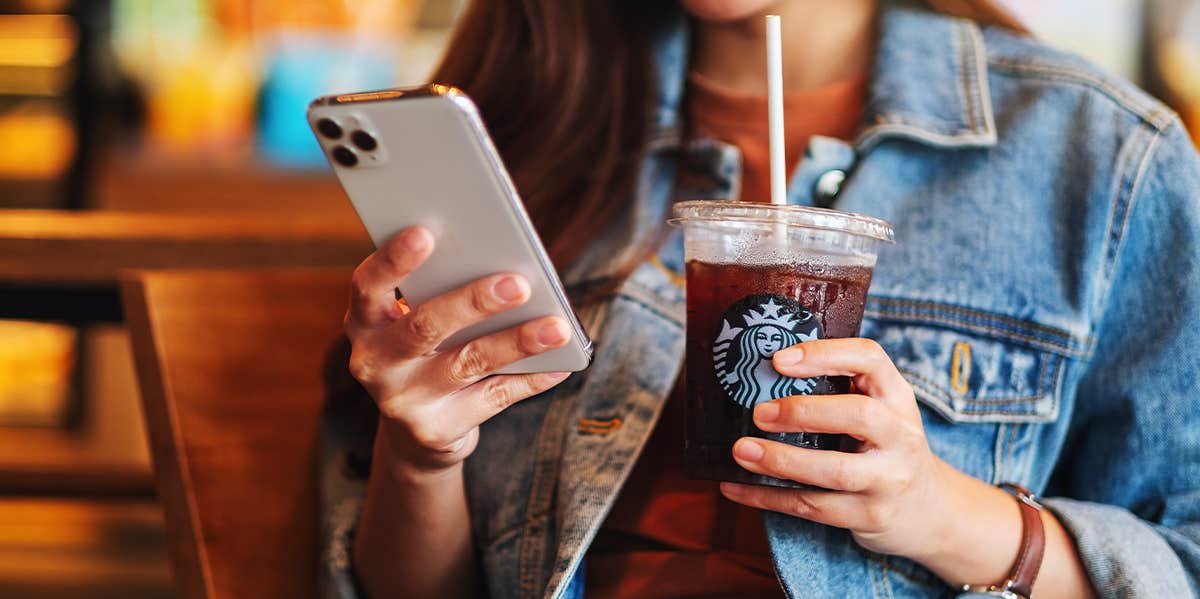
{"left": 775, "top": 347, "right": 803, "bottom": 367}
{"left": 537, "top": 320, "right": 568, "bottom": 346}
{"left": 755, "top": 401, "right": 780, "bottom": 423}
{"left": 720, "top": 482, "right": 744, "bottom": 497}
{"left": 405, "top": 228, "right": 430, "bottom": 252}
{"left": 733, "top": 438, "right": 764, "bottom": 462}
{"left": 492, "top": 276, "right": 526, "bottom": 303}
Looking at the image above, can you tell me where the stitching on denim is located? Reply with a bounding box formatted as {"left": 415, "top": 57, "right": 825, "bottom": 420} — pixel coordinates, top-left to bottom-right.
{"left": 992, "top": 423, "right": 1006, "bottom": 484}
{"left": 868, "top": 296, "right": 1090, "bottom": 348}
{"left": 1099, "top": 125, "right": 1166, "bottom": 314}
{"left": 860, "top": 550, "right": 942, "bottom": 591}
{"left": 484, "top": 508, "right": 552, "bottom": 550}
{"left": 912, "top": 385, "right": 1054, "bottom": 424}
{"left": 969, "top": 23, "right": 998, "bottom": 142}
{"left": 613, "top": 291, "right": 686, "bottom": 329}
{"left": 871, "top": 309, "right": 1079, "bottom": 357}
{"left": 988, "top": 58, "right": 1173, "bottom": 130}
{"left": 867, "top": 299, "right": 1083, "bottom": 346}
{"left": 517, "top": 392, "right": 575, "bottom": 597}
{"left": 881, "top": 556, "right": 896, "bottom": 599}
{"left": 1007, "top": 419, "right": 1021, "bottom": 481}
{"left": 854, "top": 121, "right": 996, "bottom": 150}
{"left": 955, "top": 22, "right": 977, "bottom": 132}
{"left": 901, "top": 368, "right": 1045, "bottom": 405}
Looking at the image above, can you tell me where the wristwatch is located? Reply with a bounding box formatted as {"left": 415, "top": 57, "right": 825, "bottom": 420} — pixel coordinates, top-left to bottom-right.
{"left": 959, "top": 483, "right": 1046, "bottom": 599}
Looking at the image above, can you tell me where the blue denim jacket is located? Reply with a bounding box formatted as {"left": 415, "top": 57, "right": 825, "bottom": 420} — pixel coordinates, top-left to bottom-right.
{"left": 321, "top": 2, "right": 1200, "bottom": 597}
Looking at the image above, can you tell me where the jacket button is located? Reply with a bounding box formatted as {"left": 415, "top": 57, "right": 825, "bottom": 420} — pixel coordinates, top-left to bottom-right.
{"left": 813, "top": 169, "right": 846, "bottom": 203}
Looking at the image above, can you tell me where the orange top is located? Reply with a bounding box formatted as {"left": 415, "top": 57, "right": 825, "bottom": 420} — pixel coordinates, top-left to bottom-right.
{"left": 688, "top": 70, "right": 867, "bottom": 203}
{"left": 583, "top": 72, "right": 867, "bottom": 599}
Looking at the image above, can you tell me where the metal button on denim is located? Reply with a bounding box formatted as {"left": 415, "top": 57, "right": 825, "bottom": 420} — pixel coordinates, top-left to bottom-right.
{"left": 814, "top": 169, "right": 846, "bottom": 202}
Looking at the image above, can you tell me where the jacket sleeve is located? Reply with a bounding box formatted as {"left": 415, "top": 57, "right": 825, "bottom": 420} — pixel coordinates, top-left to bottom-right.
{"left": 318, "top": 337, "right": 378, "bottom": 599}
{"left": 1042, "top": 118, "right": 1200, "bottom": 597}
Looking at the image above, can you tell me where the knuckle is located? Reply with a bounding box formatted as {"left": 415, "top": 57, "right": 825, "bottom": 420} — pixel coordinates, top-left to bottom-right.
{"left": 378, "top": 241, "right": 406, "bottom": 270}
{"left": 448, "top": 342, "right": 490, "bottom": 384}
{"left": 404, "top": 308, "right": 442, "bottom": 346}
{"left": 468, "top": 282, "right": 494, "bottom": 315}
{"left": 481, "top": 376, "right": 520, "bottom": 412}
{"left": 829, "top": 458, "right": 862, "bottom": 491}
{"left": 862, "top": 502, "right": 896, "bottom": 532}
{"left": 848, "top": 398, "right": 877, "bottom": 433}
{"left": 787, "top": 493, "right": 821, "bottom": 518}
{"left": 347, "top": 350, "right": 376, "bottom": 384}
{"left": 779, "top": 396, "right": 807, "bottom": 424}
{"left": 349, "top": 268, "right": 372, "bottom": 304}
{"left": 517, "top": 322, "right": 546, "bottom": 355}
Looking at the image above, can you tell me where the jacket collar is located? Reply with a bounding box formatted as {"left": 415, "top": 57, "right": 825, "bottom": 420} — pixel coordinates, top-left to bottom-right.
{"left": 649, "top": 0, "right": 998, "bottom": 150}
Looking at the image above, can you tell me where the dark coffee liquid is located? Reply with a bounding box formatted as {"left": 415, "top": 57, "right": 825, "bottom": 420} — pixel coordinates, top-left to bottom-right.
{"left": 684, "top": 260, "right": 873, "bottom": 488}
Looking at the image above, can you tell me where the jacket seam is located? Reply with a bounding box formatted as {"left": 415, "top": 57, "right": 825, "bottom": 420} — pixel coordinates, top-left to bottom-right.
{"left": 865, "top": 306, "right": 1088, "bottom": 358}
{"left": 905, "top": 358, "right": 1063, "bottom": 421}
{"left": 868, "top": 296, "right": 1087, "bottom": 343}
{"left": 900, "top": 363, "right": 1051, "bottom": 406}
{"left": 516, "top": 392, "right": 575, "bottom": 598}
{"left": 1095, "top": 123, "right": 1166, "bottom": 322}
{"left": 987, "top": 58, "right": 1174, "bottom": 131}
{"left": 955, "top": 22, "right": 978, "bottom": 132}
{"left": 483, "top": 508, "right": 552, "bottom": 551}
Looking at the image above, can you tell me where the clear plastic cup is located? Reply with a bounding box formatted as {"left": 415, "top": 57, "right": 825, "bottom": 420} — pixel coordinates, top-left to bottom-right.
{"left": 669, "top": 201, "right": 894, "bottom": 488}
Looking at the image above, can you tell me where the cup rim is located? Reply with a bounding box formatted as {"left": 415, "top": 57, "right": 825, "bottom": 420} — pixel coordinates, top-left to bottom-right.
{"left": 668, "top": 200, "right": 895, "bottom": 243}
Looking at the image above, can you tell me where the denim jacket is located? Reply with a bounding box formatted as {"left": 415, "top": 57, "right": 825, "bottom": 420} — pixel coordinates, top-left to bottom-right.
{"left": 321, "top": 2, "right": 1200, "bottom": 597}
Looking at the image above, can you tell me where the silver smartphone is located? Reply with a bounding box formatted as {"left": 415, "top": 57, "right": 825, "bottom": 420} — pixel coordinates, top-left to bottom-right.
{"left": 308, "top": 85, "right": 593, "bottom": 374}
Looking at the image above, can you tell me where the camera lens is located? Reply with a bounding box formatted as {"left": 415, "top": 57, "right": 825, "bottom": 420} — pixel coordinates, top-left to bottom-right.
{"left": 317, "top": 118, "right": 343, "bottom": 139}
{"left": 332, "top": 146, "right": 358, "bottom": 167}
{"left": 351, "top": 130, "right": 378, "bottom": 151}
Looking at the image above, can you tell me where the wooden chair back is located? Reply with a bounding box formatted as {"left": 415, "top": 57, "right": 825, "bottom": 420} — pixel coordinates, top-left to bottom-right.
{"left": 122, "top": 268, "right": 350, "bottom": 599}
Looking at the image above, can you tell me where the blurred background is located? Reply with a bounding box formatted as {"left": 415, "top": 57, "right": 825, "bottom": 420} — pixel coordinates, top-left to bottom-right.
{"left": 0, "top": 0, "right": 1195, "bottom": 596}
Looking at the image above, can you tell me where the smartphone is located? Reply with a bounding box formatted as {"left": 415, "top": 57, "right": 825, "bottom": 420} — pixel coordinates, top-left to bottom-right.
{"left": 308, "top": 85, "right": 593, "bottom": 374}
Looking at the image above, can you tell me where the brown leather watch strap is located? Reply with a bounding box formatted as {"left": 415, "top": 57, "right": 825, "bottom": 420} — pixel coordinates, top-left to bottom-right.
{"left": 1002, "top": 483, "right": 1046, "bottom": 598}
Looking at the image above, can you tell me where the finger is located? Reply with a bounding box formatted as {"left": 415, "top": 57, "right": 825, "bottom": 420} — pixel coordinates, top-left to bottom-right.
{"left": 438, "top": 371, "right": 573, "bottom": 438}
{"left": 720, "top": 482, "right": 864, "bottom": 530}
{"left": 731, "top": 437, "right": 878, "bottom": 492}
{"left": 772, "top": 338, "right": 910, "bottom": 405}
{"left": 348, "top": 227, "right": 434, "bottom": 328}
{"left": 390, "top": 272, "right": 532, "bottom": 359}
{"left": 753, "top": 394, "right": 892, "bottom": 445}
{"left": 419, "top": 316, "right": 571, "bottom": 396}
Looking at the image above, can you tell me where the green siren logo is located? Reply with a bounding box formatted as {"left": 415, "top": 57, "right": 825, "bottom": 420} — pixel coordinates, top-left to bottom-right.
{"left": 713, "top": 294, "right": 827, "bottom": 408}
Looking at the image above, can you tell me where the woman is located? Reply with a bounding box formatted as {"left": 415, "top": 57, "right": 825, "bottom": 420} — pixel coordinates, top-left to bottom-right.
{"left": 321, "top": 0, "right": 1200, "bottom": 597}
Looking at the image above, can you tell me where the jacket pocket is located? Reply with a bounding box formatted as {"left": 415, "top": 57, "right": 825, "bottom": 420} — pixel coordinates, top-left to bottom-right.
{"left": 860, "top": 298, "right": 1084, "bottom": 424}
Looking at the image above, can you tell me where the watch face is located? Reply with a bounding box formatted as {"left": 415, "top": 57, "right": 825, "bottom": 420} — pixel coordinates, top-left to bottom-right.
{"left": 959, "top": 591, "right": 1021, "bottom": 599}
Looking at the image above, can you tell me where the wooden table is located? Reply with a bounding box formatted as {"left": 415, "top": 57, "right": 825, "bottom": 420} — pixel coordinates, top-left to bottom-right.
{"left": 0, "top": 209, "right": 370, "bottom": 494}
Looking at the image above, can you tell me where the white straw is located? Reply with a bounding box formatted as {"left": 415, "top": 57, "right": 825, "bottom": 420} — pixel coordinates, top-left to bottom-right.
{"left": 766, "top": 15, "right": 786, "bottom": 206}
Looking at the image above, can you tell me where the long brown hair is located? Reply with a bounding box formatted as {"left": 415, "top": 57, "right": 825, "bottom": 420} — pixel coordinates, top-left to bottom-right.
{"left": 430, "top": 1, "right": 1025, "bottom": 268}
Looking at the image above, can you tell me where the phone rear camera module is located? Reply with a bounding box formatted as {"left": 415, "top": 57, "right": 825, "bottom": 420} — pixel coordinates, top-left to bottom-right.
{"left": 317, "top": 118, "right": 343, "bottom": 139}
{"left": 332, "top": 146, "right": 358, "bottom": 167}
{"left": 350, "top": 130, "right": 378, "bottom": 151}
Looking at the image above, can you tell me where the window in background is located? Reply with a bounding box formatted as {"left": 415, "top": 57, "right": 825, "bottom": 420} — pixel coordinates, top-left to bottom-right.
{"left": 109, "top": 0, "right": 465, "bottom": 168}
{"left": 0, "top": 3, "right": 80, "bottom": 209}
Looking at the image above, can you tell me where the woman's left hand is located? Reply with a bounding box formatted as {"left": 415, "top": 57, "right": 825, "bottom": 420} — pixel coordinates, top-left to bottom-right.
{"left": 719, "top": 337, "right": 957, "bottom": 560}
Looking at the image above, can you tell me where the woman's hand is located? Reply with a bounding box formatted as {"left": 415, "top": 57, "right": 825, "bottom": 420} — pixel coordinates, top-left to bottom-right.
{"left": 718, "top": 338, "right": 1097, "bottom": 598}
{"left": 345, "top": 226, "right": 573, "bottom": 474}
{"left": 717, "top": 337, "right": 958, "bottom": 559}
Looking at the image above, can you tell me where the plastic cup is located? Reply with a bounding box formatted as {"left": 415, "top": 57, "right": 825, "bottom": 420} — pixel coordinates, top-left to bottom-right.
{"left": 669, "top": 201, "right": 894, "bottom": 488}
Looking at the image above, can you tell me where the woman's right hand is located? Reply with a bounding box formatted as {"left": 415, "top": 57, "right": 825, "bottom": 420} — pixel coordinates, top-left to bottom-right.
{"left": 345, "top": 226, "right": 573, "bottom": 473}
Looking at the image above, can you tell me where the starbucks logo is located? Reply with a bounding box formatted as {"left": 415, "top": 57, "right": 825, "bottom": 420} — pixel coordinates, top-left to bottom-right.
{"left": 713, "top": 294, "right": 826, "bottom": 409}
